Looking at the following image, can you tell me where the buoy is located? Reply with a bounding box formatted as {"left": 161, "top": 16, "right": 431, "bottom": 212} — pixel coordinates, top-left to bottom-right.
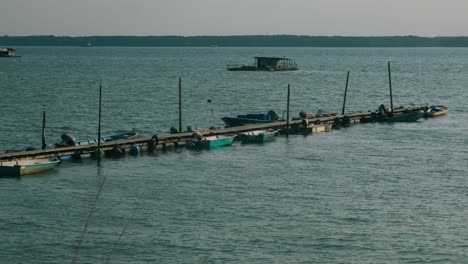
{"left": 129, "top": 146, "right": 141, "bottom": 156}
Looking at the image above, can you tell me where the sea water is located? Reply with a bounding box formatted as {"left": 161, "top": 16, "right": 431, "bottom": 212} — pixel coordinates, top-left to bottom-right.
{"left": 1, "top": 47, "right": 468, "bottom": 263}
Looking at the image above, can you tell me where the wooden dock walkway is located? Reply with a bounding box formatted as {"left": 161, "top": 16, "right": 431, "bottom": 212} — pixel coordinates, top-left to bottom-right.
{"left": 0, "top": 106, "right": 427, "bottom": 161}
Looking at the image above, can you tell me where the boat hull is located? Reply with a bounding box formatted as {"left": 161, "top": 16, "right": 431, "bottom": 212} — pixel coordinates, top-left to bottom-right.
{"left": 303, "top": 123, "right": 333, "bottom": 134}
{"left": 221, "top": 117, "right": 276, "bottom": 127}
{"left": 388, "top": 111, "right": 425, "bottom": 122}
{"left": 0, "top": 158, "right": 60, "bottom": 177}
{"left": 240, "top": 130, "right": 277, "bottom": 143}
{"left": 192, "top": 135, "right": 234, "bottom": 149}
{"left": 424, "top": 106, "right": 448, "bottom": 117}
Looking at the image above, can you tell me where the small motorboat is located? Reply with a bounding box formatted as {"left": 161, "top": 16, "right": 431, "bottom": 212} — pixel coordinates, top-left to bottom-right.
{"left": 0, "top": 157, "right": 60, "bottom": 177}
{"left": 424, "top": 105, "right": 448, "bottom": 117}
{"left": 189, "top": 131, "right": 234, "bottom": 149}
{"left": 239, "top": 130, "right": 278, "bottom": 143}
{"left": 221, "top": 110, "right": 279, "bottom": 127}
{"left": 388, "top": 111, "right": 425, "bottom": 122}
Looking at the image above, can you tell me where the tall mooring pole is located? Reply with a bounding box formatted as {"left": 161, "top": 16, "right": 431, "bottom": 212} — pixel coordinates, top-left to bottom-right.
{"left": 342, "top": 71, "right": 350, "bottom": 115}
{"left": 97, "top": 83, "right": 102, "bottom": 166}
{"left": 42, "top": 111, "right": 46, "bottom": 150}
{"left": 286, "top": 84, "right": 290, "bottom": 138}
{"left": 178, "top": 77, "right": 182, "bottom": 133}
{"left": 388, "top": 61, "right": 394, "bottom": 113}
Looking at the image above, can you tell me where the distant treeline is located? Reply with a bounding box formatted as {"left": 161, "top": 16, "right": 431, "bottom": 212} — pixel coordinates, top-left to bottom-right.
{"left": 2, "top": 35, "right": 468, "bottom": 47}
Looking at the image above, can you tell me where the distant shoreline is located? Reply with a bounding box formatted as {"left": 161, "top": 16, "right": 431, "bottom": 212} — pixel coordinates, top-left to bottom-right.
{"left": 2, "top": 35, "right": 468, "bottom": 47}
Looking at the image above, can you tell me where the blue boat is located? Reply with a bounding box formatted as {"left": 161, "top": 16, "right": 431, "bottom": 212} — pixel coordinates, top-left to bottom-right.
{"left": 189, "top": 134, "right": 234, "bottom": 149}
{"left": 222, "top": 110, "right": 279, "bottom": 127}
{"left": 239, "top": 130, "right": 278, "bottom": 143}
{"left": 55, "top": 131, "right": 137, "bottom": 148}
{"left": 388, "top": 111, "right": 425, "bottom": 122}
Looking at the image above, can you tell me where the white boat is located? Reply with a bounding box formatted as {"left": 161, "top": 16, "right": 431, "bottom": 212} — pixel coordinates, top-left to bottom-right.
{"left": 425, "top": 105, "right": 448, "bottom": 117}
{"left": 239, "top": 130, "right": 278, "bottom": 143}
{"left": 0, "top": 157, "right": 60, "bottom": 177}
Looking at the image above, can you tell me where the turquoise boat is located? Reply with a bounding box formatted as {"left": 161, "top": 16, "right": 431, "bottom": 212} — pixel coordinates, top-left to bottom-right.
{"left": 239, "top": 130, "right": 278, "bottom": 143}
{"left": 0, "top": 157, "right": 60, "bottom": 177}
{"left": 190, "top": 135, "right": 234, "bottom": 149}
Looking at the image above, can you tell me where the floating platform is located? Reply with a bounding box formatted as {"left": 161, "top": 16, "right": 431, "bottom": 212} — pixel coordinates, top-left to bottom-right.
{"left": 227, "top": 57, "right": 298, "bottom": 71}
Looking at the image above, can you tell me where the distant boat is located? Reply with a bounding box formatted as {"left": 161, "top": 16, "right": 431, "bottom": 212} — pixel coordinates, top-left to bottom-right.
{"left": 0, "top": 157, "right": 60, "bottom": 177}
{"left": 227, "top": 57, "right": 298, "bottom": 71}
{"left": 189, "top": 132, "right": 234, "bottom": 149}
{"left": 239, "top": 130, "right": 278, "bottom": 143}
{"left": 0, "top": 47, "right": 20, "bottom": 57}
{"left": 424, "top": 105, "right": 448, "bottom": 117}
{"left": 81, "top": 41, "right": 92, "bottom": 47}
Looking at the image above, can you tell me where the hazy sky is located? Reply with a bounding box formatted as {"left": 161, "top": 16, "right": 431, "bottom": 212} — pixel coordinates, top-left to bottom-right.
{"left": 1, "top": 0, "right": 467, "bottom": 36}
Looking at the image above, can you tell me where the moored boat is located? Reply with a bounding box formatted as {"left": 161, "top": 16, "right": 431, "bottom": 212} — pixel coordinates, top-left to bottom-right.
{"left": 189, "top": 132, "right": 234, "bottom": 149}
{"left": 0, "top": 47, "right": 19, "bottom": 57}
{"left": 424, "top": 105, "right": 448, "bottom": 117}
{"left": 239, "top": 130, "right": 278, "bottom": 143}
{"left": 0, "top": 157, "right": 60, "bottom": 177}
{"left": 55, "top": 131, "right": 137, "bottom": 161}
{"left": 55, "top": 131, "right": 137, "bottom": 148}
{"left": 227, "top": 57, "right": 297, "bottom": 71}
{"left": 303, "top": 123, "right": 333, "bottom": 134}
{"left": 388, "top": 111, "right": 425, "bottom": 122}
{"left": 222, "top": 110, "right": 279, "bottom": 127}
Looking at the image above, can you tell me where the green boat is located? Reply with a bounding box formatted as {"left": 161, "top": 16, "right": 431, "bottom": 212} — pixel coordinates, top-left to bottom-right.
{"left": 239, "top": 130, "right": 278, "bottom": 143}
{"left": 189, "top": 134, "right": 234, "bottom": 149}
{"left": 0, "top": 157, "right": 60, "bottom": 177}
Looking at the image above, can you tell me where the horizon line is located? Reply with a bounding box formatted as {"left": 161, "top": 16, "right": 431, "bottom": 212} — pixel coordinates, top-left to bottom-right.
{"left": 3, "top": 34, "right": 468, "bottom": 38}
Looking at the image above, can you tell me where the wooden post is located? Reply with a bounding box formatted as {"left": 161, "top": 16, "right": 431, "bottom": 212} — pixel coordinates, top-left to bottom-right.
{"left": 286, "top": 84, "right": 290, "bottom": 138}
{"left": 178, "top": 77, "right": 182, "bottom": 133}
{"left": 342, "top": 71, "right": 350, "bottom": 115}
{"left": 41, "top": 111, "right": 46, "bottom": 150}
{"left": 97, "top": 83, "right": 102, "bottom": 166}
{"left": 388, "top": 61, "right": 394, "bottom": 113}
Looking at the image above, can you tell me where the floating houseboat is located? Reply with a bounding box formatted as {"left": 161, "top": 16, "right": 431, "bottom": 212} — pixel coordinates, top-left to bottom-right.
{"left": 0, "top": 48, "right": 18, "bottom": 57}
{"left": 227, "top": 57, "right": 298, "bottom": 71}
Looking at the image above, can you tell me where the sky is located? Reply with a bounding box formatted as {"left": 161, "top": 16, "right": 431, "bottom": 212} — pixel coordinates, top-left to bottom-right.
{"left": 1, "top": 0, "right": 468, "bottom": 37}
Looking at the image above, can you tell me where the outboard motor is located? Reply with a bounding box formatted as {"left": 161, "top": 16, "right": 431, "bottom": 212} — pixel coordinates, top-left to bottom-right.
{"left": 378, "top": 104, "right": 392, "bottom": 120}
{"left": 170, "top": 126, "right": 179, "bottom": 134}
{"left": 267, "top": 110, "right": 279, "bottom": 121}
{"left": 105, "top": 145, "right": 125, "bottom": 158}
{"left": 299, "top": 111, "right": 308, "bottom": 119}
{"left": 190, "top": 131, "right": 203, "bottom": 147}
{"left": 55, "top": 133, "right": 76, "bottom": 147}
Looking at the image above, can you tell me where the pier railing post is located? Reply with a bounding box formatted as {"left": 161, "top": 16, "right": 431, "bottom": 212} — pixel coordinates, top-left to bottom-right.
{"left": 286, "top": 84, "right": 290, "bottom": 138}
{"left": 342, "top": 71, "right": 350, "bottom": 115}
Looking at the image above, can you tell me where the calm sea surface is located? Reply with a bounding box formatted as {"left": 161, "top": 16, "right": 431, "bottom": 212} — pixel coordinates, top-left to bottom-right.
{"left": 1, "top": 47, "right": 468, "bottom": 263}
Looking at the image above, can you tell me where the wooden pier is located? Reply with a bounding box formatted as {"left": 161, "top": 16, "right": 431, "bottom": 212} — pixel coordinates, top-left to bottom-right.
{"left": 0, "top": 106, "right": 429, "bottom": 162}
